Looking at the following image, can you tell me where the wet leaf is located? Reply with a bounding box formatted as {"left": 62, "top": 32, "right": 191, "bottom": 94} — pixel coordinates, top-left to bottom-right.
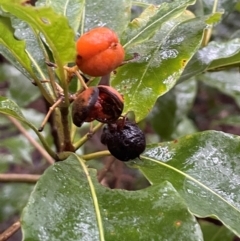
{"left": 113, "top": 7, "right": 210, "bottom": 121}
{"left": 121, "top": 0, "right": 195, "bottom": 48}
{"left": 0, "top": 16, "right": 35, "bottom": 80}
{"left": 202, "top": 39, "right": 240, "bottom": 71}
{"left": 82, "top": 0, "right": 132, "bottom": 35}
{"left": 198, "top": 70, "right": 240, "bottom": 108}
{"left": 21, "top": 154, "right": 203, "bottom": 241}
{"left": 179, "top": 38, "right": 240, "bottom": 81}
{"left": 36, "top": 0, "right": 85, "bottom": 33}
{"left": 11, "top": 17, "right": 51, "bottom": 83}
{"left": 136, "top": 131, "right": 240, "bottom": 236}
{"left": 0, "top": 0, "right": 76, "bottom": 83}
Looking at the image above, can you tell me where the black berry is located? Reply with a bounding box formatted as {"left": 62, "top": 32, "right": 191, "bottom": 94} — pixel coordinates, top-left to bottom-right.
{"left": 101, "top": 119, "right": 146, "bottom": 161}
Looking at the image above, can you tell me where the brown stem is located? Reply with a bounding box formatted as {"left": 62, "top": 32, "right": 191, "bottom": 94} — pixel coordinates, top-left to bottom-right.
{"left": 0, "top": 174, "right": 40, "bottom": 183}
{"left": 0, "top": 220, "right": 21, "bottom": 241}
{"left": 8, "top": 116, "right": 54, "bottom": 165}
{"left": 38, "top": 96, "right": 64, "bottom": 132}
{"left": 60, "top": 107, "right": 75, "bottom": 152}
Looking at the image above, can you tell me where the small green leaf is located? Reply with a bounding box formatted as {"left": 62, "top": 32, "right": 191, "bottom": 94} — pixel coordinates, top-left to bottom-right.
{"left": 21, "top": 154, "right": 203, "bottom": 241}
{"left": 204, "top": 12, "right": 223, "bottom": 24}
{"left": 136, "top": 131, "right": 240, "bottom": 236}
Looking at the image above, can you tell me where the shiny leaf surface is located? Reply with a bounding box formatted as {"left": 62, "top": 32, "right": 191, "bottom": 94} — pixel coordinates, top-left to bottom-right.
{"left": 180, "top": 38, "right": 240, "bottom": 81}
{"left": 199, "top": 70, "right": 240, "bottom": 108}
{"left": 136, "top": 131, "right": 240, "bottom": 236}
{"left": 112, "top": 9, "right": 213, "bottom": 121}
{"left": 0, "top": 0, "right": 76, "bottom": 83}
{"left": 0, "top": 16, "right": 35, "bottom": 80}
{"left": 83, "top": 0, "right": 132, "bottom": 35}
{"left": 21, "top": 154, "right": 203, "bottom": 241}
{"left": 36, "top": 0, "right": 85, "bottom": 33}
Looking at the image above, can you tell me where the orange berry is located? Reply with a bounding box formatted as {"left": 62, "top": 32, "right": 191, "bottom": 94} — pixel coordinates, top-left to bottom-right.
{"left": 76, "top": 27, "right": 125, "bottom": 77}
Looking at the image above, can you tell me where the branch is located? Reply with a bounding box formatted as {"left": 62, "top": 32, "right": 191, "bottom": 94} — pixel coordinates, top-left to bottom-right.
{"left": 74, "top": 123, "right": 104, "bottom": 150}
{"left": 80, "top": 150, "right": 110, "bottom": 160}
{"left": 0, "top": 174, "right": 40, "bottom": 183}
{"left": 8, "top": 116, "right": 54, "bottom": 165}
{"left": 0, "top": 220, "right": 21, "bottom": 241}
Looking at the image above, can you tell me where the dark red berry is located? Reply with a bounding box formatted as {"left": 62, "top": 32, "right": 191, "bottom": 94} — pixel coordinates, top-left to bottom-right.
{"left": 101, "top": 119, "right": 146, "bottom": 161}
{"left": 72, "top": 85, "right": 124, "bottom": 127}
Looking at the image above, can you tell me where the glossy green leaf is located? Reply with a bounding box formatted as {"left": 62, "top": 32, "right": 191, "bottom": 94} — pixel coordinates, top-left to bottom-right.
{"left": 21, "top": 154, "right": 203, "bottom": 241}
{"left": 199, "top": 220, "right": 235, "bottom": 241}
{"left": 198, "top": 70, "right": 240, "bottom": 108}
{"left": 113, "top": 9, "right": 209, "bottom": 121}
{"left": 0, "top": 16, "right": 53, "bottom": 104}
{"left": 136, "top": 131, "right": 240, "bottom": 236}
{"left": 11, "top": 17, "right": 51, "bottom": 82}
{"left": 0, "top": 16, "right": 35, "bottom": 80}
{"left": 179, "top": 38, "right": 240, "bottom": 81}
{"left": 83, "top": 0, "right": 132, "bottom": 35}
{"left": 149, "top": 78, "right": 197, "bottom": 140}
{"left": 0, "top": 0, "right": 76, "bottom": 83}
{"left": 36, "top": 0, "right": 84, "bottom": 33}
{"left": 203, "top": 39, "right": 240, "bottom": 71}
{"left": 121, "top": 0, "right": 195, "bottom": 48}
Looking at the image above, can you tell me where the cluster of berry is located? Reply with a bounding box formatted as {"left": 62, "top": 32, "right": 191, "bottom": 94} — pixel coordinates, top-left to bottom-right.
{"left": 72, "top": 27, "right": 146, "bottom": 161}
